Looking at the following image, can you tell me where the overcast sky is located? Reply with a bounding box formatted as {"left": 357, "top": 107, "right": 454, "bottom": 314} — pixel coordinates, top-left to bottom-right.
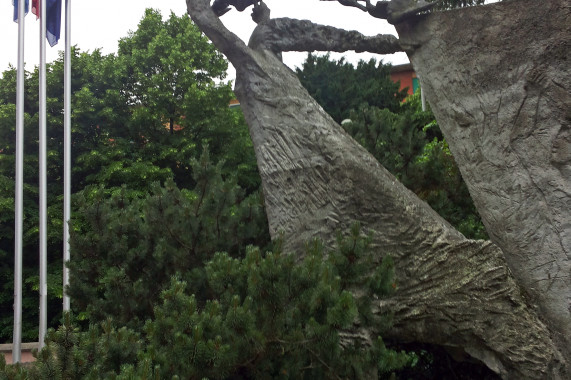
{"left": 0, "top": 0, "right": 409, "bottom": 81}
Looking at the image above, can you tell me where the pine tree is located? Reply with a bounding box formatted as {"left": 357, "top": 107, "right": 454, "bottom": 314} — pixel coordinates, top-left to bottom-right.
{"left": 2, "top": 149, "right": 413, "bottom": 378}
{"left": 0, "top": 8, "right": 259, "bottom": 341}
{"left": 67, "top": 148, "right": 269, "bottom": 330}
{"left": 4, "top": 223, "right": 413, "bottom": 379}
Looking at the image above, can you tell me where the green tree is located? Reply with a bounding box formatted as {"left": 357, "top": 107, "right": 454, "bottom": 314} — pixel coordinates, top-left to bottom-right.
{"left": 2, "top": 219, "right": 412, "bottom": 379}
{"left": 118, "top": 9, "right": 227, "bottom": 135}
{"left": 0, "top": 9, "right": 262, "bottom": 343}
{"left": 296, "top": 54, "right": 408, "bottom": 123}
{"left": 68, "top": 149, "right": 269, "bottom": 330}
{"left": 88, "top": 8, "right": 259, "bottom": 192}
{"left": 0, "top": 66, "right": 66, "bottom": 342}
{"left": 0, "top": 47, "right": 149, "bottom": 342}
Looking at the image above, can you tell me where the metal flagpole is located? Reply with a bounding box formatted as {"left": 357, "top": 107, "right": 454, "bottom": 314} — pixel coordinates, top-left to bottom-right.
{"left": 63, "top": 0, "right": 71, "bottom": 312}
{"left": 13, "top": 0, "right": 26, "bottom": 364}
{"left": 39, "top": 0, "right": 48, "bottom": 349}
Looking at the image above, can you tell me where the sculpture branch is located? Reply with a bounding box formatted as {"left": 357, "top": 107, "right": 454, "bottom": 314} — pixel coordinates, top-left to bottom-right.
{"left": 186, "top": 0, "right": 256, "bottom": 69}
{"left": 249, "top": 18, "right": 402, "bottom": 54}
{"left": 186, "top": 0, "right": 568, "bottom": 377}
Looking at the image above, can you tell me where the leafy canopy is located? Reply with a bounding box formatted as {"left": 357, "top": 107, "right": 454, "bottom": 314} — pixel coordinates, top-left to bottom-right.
{"left": 0, "top": 8, "right": 260, "bottom": 342}
{"left": 296, "top": 54, "right": 408, "bottom": 123}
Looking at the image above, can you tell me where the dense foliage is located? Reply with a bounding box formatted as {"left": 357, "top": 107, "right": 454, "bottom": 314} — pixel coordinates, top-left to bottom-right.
{"left": 68, "top": 150, "right": 268, "bottom": 330}
{"left": 296, "top": 54, "right": 408, "bottom": 123}
{"left": 2, "top": 217, "right": 412, "bottom": 379}
{"left": 0, "top": 9, "right": 259, "bottom": 343}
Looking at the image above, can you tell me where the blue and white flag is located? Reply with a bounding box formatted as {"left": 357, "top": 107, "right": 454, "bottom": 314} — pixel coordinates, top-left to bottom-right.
{"left": 29, "top": 0, "right": 62, "bottom": 46}
{"left": 13, "top": 0, "right": 29, "bottom": 22}
{"left": 45, "top": 0, "right": 62, "bottom": 47}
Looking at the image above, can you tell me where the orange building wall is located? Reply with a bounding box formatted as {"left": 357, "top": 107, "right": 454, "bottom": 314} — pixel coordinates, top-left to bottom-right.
{"left": 390, "top": 69, "right": 417, "bottom": 96}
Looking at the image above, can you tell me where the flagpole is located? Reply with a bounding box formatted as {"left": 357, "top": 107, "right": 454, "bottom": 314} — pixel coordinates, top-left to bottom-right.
{"left": 63, "top": 0, "right": 71, "bottom": 312}
{"left": 39, "top": 0, "right": 48, "bottom": 349}
{"left": 13, "top": 0, "right": 27, "bottom": 364}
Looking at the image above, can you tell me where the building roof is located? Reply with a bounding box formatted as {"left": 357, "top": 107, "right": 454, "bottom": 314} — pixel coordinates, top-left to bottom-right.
{"left": 390, "top": 63, "right": 414, "bottom": 73}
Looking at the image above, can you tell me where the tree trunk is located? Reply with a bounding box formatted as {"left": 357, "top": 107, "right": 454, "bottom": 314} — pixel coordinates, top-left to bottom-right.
{"left": 185, "top": 0, "right": 568, "bottom": 377}
{"left": 395, "top": 0, "right": 570, "bottom": 361}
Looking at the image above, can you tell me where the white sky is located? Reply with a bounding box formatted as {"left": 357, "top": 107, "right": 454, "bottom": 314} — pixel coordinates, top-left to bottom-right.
{"left": 0, "top": 0, "right": 408, "bottom": 81}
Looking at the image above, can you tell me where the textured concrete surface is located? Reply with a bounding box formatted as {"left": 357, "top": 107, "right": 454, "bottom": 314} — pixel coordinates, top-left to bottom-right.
{"left": 187, "top": 0, "right": 568, "bottom": 377}
{"left": 397, "top": 0, "right": 570, "bottom": 361}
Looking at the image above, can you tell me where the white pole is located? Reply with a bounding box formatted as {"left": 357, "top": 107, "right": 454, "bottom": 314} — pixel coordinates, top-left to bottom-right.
{"left": 63, "top": 0, "right": 71, "bottom": 312}
{"left": 13, "top": 0, "right": 26, "bottom": 364}
{"left": 39, "top": 0, "right": 48, "bottom": 349}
